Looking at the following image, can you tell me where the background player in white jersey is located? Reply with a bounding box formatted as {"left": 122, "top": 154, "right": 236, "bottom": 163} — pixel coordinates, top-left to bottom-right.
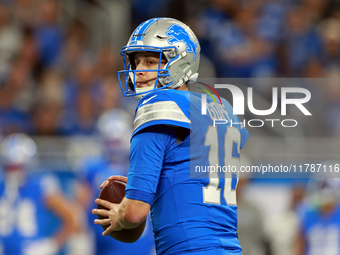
{"left": 92, "top": 18, "right": 248, "bottom": 255}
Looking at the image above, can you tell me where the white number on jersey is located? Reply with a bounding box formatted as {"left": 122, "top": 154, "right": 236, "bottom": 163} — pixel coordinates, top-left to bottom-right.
{"left": 0, "top": 198, "right": 37, "bottom": 237}
{"left": 203, "top": 126, "right": 241, "bottom": 205}
{"left": 308, "top": 224, "right": 339, "bottom": 255}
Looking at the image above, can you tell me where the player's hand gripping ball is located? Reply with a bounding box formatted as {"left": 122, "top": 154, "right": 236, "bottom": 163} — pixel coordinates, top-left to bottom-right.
{"left": 97, "top": 180, "right": 146, "bottom": 243}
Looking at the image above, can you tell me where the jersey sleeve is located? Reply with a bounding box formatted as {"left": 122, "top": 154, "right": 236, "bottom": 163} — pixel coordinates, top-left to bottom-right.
{"left": 125, "top": 125, "right": 173, "bottom": 205}
{"left": 132, "top": 91, "right": 190, "bottom": 137}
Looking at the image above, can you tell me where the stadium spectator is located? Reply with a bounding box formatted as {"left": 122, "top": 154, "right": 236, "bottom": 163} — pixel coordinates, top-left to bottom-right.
{"left": 34, "top": 0, "right": 63, "bottom": 68}
{"left": 0, "top": 4, "right": 22, "bottom": 78}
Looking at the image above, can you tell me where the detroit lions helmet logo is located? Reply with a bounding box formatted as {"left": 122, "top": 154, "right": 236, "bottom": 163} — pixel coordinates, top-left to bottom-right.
{"left": 166, "top": 24, "right": 198, "bottom": 61}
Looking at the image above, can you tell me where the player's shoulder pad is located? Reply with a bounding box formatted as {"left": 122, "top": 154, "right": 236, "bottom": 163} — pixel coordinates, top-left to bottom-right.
{"left": 133, "top": 89, "right": 191, "bottom": 137}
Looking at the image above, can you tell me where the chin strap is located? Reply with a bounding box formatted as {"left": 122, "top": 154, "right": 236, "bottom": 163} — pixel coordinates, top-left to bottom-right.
{"left": 135, "top": 93, "right": 147, "bottom": 100}
{"left": 135, "top": 84, "right": 155, "bottom": 100}
{"left": 170, "top": 71, "right": 198, "bottom": 89}
{"left": 187, "top": 73, "right": 199, "bottom": 84}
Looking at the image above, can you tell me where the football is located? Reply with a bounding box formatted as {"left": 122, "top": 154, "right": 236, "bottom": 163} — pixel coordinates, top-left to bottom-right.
{"left": 97, "top": 180, "right": 146, "bottom": 243}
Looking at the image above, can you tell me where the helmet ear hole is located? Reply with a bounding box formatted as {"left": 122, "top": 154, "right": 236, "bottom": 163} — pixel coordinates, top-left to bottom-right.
{"left": 178, "top": 62, "right": 190, "bottom": 71}
{"left": 161, "top": 53, "right": 167, "bottom": 61}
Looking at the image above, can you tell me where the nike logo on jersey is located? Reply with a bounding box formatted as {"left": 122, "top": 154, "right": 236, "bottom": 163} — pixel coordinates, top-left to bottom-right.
{"left": 142, "top": 95, "right": 157, "bottom": 105}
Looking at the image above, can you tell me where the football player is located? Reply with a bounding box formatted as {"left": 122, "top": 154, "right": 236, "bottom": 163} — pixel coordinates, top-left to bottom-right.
{"left": 0, "top": 133, "right": 79, "bottom": 255}
{"left": 296, "top": 177, "right": 340, "bottom": 255}
{"left": 92, "top": 18, "right": 249, "bottom": 255}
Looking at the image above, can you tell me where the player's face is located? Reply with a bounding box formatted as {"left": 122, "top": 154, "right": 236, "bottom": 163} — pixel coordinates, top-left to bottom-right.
{"left": 134, "top": 52, "right": 166, "bottom": 88}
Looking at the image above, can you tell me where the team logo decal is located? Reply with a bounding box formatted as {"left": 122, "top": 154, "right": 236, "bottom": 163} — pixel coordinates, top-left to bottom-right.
{"left": 166, "top": 24, "right": 198, "bottom": 61}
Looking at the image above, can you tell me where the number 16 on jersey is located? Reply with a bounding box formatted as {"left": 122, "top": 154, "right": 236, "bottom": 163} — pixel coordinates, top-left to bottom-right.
{"left": 203, "top": 126, "right": 241, "bottom": 206}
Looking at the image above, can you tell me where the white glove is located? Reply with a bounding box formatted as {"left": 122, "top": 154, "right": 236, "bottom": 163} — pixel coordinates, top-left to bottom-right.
{"left": 23, "top": 238, "right": 59, "bottom": 255}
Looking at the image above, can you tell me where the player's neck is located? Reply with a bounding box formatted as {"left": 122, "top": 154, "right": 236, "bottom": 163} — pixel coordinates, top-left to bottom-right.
{"left": 175, "top": 84, "right": 188, "bottom": 91}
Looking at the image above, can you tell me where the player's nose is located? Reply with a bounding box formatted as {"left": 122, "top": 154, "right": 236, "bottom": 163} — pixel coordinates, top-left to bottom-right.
{"left": 135, "top": 63, "right": 146, "bottom": 76}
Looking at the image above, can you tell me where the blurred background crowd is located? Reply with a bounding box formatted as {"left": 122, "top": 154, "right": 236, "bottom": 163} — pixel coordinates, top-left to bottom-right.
{"left": 0, "top": 0, "right": 340, "bottom": 254}
{"left": 0, "top": 0, "right": 340, "bottom": 137}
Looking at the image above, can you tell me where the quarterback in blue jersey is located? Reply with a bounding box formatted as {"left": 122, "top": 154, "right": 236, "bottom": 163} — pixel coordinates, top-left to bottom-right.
{"left": 92, "top": 18, "right": 249, "bottom": 255}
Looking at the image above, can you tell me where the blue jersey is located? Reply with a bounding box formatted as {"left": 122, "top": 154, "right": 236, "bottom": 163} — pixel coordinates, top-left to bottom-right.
{"left": 125, "top": 89, "right": 249, "bottom": 255}
{"left": 301, "top": 205, "right": 340, "bottom": 255}
{"left": 0, "top": 173, "right": 64, "bottom": 255}
{"left": 80, "top": 158, "right": 156, "bottom": 255}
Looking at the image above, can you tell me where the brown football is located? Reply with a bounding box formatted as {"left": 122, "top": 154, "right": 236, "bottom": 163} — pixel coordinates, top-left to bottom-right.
{"left": 97, "top": 180, "right": 146, "bottom": 243}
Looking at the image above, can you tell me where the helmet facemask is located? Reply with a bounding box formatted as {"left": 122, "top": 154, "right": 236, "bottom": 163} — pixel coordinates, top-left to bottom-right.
{"left": 118, "top": 47, "right": 176, "bottom": 100}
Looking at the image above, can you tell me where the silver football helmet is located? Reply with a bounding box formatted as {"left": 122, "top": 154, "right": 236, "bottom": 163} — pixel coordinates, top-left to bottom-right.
{"left": 96, "top": 108, "right": 132, "bottom": 152}
{"left": 0, "top": 133, "right": 37, "bottom": 167}
{"left": 96, "top": 109, "right": 133, "bottom": 164}
{"left": 307, "top": 177, "right": 340, "bottom": 208}
{"left": 118, "top": 18, "right": 201, "bottom": 98}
